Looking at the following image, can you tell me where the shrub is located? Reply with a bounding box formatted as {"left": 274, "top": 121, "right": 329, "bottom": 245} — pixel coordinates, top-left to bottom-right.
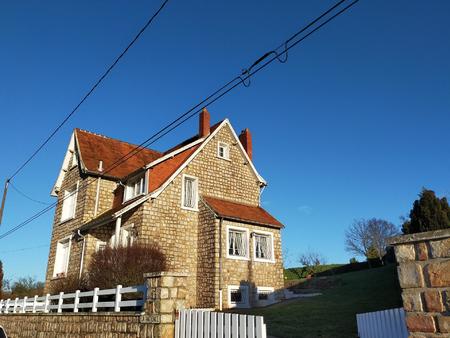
{"left": 85, "top": 243, "right": 166, "bottom": 290}
{"left": 6, "top": 277, "right": 44, "bottom": 298}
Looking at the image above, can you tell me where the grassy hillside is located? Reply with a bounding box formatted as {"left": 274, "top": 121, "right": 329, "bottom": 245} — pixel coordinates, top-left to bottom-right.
{"left": 245, "top": 264, "right": 402, "bottom": 338}
{"left": 284, "top": 264, "right": 343, "bottom": 280}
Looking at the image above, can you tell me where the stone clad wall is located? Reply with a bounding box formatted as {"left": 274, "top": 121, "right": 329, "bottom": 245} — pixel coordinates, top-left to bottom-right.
{"left": 0, "top": 313, "right": 150, "bottom": 338}
{"left": 389, "top": 229, "right": 450, "bottom": 337}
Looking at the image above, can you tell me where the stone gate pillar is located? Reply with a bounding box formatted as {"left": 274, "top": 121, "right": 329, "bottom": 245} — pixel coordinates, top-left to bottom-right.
{"left": 389, "top": 229, "right": 450, "bottom": 337}
{"left": 141, "top": 272, "right": 189, "bottom": 338}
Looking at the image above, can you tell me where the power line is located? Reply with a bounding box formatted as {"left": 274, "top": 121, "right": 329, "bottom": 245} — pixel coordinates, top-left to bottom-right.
{"left": 9, "top": 182, "right": 52, "bottom": 205}
{"left": 0, "top": 0, "right": 360, "bottom": 241}
{"left": 7, "top": 0, "right": 170, "bottom": 181}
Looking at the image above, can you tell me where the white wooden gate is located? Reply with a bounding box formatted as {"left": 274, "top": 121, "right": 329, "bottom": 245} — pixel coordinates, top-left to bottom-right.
{"left": 175, "top": 309, "right": 267, "bottom": 338}
{"left": 356, "top": 307, "right": 409, "bottom": 338}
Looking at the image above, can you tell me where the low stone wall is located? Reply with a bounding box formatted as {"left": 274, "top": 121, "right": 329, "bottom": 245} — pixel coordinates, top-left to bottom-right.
{"left": 389, "top": 229, "right": 450, "bottom": 337}
{"left": 0, "top": 313, "right": 154, "bottom": 338}
{"left": 0, "top": 272, "right": 188, "bottom": 338}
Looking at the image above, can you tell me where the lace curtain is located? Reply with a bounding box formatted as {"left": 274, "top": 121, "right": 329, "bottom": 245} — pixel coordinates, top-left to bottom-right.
{"left": 229, "top": 230, "right": 247, "bottom": 256}
{"left": 256, "top": 234, "right": 272, "bottom": 259}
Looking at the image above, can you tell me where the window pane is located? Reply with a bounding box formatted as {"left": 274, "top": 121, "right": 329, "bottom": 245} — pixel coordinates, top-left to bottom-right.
{"left": 230, "top": 290, "right": 242, "bottom": 303}
{"left": 183, "top": 177, "right": 197, "bottom": 208}
{"left": 255, "top": 234, "right": 272, "bottom": 259}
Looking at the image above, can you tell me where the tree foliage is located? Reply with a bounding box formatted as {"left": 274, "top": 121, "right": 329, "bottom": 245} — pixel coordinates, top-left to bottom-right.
{"left": 402, "top": 188, "right": 450, "bottom": 234}
{"left": 345, "top": 218, "right": 399, "bottom": 261}
{"left": 51, "top": 243, "right": 166, "bottom": 293}
{"left": 3, "top": 277, "right": 44, "bottom": 298}
{"left": 298, "top": 250, "right": 327, "bottom": 276}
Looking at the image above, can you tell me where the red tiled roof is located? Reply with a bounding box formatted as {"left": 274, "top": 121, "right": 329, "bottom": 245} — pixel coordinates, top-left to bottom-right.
{"left": 202, "top": 196, "right": 283, "bottom": 228}
{"left": 149, "top": 144, "right": 200, "bottom": 192}
{"left": 75, "top": 129, "right": 162, "bottom": 178}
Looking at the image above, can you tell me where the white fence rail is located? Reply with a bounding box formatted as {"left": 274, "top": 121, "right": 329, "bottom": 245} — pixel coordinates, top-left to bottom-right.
{"left": 356, "top": 307, "right": 409, "bottom": 338}
{"left": 0, "top": 284, "right": 146, "bottom": 314}
{"left": 175, "top": 309, "right": 267, "bottom": 338}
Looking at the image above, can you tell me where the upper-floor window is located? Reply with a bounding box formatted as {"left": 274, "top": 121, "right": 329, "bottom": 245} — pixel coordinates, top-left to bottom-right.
{"left": 217, "top": 142, "right": 230, "bottom": 160}
{"left": 253, "top": 231, "right": 274, "bottom": 262}
{"left": 60, "top": 184, "right": 78, "bottom": 222}
{"left": 110, "top": 224, "right": 135, "bottom": 247}
{"left": 181, "top": 174, "right": 198, "bottom": 210}
{"left": 53, "top": 237, "right": 71, "bottom": 278}
{"left": 228, "top": 227, "right": 249, "bottom": 259}
{"left": 124, "top": 174, "right": 146, "bottom": 202}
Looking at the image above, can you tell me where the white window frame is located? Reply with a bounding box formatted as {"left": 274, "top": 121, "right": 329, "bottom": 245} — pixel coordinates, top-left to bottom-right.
{"left": 110, "top": 224, "right": 135, "bottom": 248}
{"left": 226, "top": 225, "right": 250, "bottom": 261}
{"left": 95, "top": 240, "right": 107, "bottom": 252}
{"left": 181, "top": 174, "right": 199, "bottom": 211}
{"left": 217, "top": 141, "right": 230, "bottom": 160}
{"left": 227, "top": 285, "right": 250, "bottom": 308}
{"left": 252, "top": 230, "right": 275, "bottom": 263}
{"left": 123, "top": 174, "right": 147, "bottom": 203}
{"left": 60, "top": 182, "right": 78, "bottom": 223}
{"left": 256, "top": 286, "right": 275, "bottom": 305}
{"left": 52, "top": 236, "right": 72, "bottom": 278}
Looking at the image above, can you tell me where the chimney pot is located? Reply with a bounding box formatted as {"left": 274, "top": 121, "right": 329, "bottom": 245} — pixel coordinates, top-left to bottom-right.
{"left": 199, "top": 108, "right": 210, "bottom": 138}
{"left": 239, "top": 128, "right": 252, "bottom": 160}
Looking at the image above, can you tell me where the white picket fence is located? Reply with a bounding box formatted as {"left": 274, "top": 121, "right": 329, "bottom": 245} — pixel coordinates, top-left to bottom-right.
{"left": 0, "top": 284, "right": 146, "bottom": 314}
{"left": 175, "top": 309, "right": 267, "bottom": 338}
{"left": 356, "top": 307, "right": 409, "bottom": 338}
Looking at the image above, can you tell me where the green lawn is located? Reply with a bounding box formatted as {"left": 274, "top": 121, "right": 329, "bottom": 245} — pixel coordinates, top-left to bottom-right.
{"left": 245, "top": 264, "right": 402, "bottom": 338}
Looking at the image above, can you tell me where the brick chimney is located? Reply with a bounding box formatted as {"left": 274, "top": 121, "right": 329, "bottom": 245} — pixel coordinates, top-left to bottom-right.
{"left": 199, "top": 108, "right": 210, "bottom": 138}
{"left": 239, "top": 128, "right": 252, "bottom": 160}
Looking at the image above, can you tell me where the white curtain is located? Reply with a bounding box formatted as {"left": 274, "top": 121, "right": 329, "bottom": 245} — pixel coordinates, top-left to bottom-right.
{"left": 256, "top": 235, "right": 272, "bottom": 259}
{"left": 184, "top": 178, "right": 195, "bottom": 208}
{"left": 229, "top": 231, "right": 247, "bottom": 256}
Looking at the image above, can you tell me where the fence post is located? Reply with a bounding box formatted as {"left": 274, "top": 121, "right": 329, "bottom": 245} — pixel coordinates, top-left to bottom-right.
{"left": 114, "top": 285, "right": 122, "bottom": 312}
{"left": 22, "top": 296, "right": 28, "bottom": 313}
{"left": 5, "top": 299, "right": 10, "bottom": 314}
{"left": 13, "top": 298, "right": 18, "bottom": 313}
{"left": 44, "top": 294, "right": 50, "bottom": 313}
{"left": 0, "top": 299, "right": 3, "bottom": 313}
{"left": 32, "top": 295, "right": 38, "bottom": 313}
{"left": 57, "top": 292, "right": 64, "bottom": 313}
{"left": 74, "top": 290, "right": 80, "bottom": 313}
{"left": 92, "top": 287, "right": 99, "bottom": 313}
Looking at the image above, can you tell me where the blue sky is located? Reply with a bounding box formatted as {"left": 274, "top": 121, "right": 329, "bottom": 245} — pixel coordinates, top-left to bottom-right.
{"left": 1, "top": 0, "right": 449, "bottom": 281}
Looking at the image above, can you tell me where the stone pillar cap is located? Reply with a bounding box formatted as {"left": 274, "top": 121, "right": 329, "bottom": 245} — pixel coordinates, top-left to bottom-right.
{"left": 388, "top": 229, "right": 450, "bottom": 246}
{"left": 144, "top": 271, "right": 189, "bottom": 278}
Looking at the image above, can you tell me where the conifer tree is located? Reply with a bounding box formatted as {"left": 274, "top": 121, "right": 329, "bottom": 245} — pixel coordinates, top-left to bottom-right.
{"left": 402, "top": 189, "right": 450, "bottom": 234}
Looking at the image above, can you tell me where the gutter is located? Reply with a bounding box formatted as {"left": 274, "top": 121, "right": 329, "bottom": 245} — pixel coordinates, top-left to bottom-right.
{"left": 77, "top": 230, "right": 86, "bottom": 279}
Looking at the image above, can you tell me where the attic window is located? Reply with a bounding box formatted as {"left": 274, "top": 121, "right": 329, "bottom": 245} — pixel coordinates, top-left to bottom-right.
{"left": 70, "top": 152, "right": 78, "bottom": 168}
{"left": 218, "top": 142, "right": 230, "bottom": 160}
{"left": 124, "top": 174, "right": 146, "bottom": 202}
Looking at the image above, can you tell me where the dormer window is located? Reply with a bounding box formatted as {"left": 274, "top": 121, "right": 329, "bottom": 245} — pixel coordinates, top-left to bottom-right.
{"left": 218, "top": 142, "right": 230, "bottom": 160}
{"left": 124, "top": 174, "right": 146, "bottom": 202}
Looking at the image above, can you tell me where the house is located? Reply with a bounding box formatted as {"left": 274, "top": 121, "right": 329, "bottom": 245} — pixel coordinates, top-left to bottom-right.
{"left": 44, "top": 109, "right": 284, "bottom": 309}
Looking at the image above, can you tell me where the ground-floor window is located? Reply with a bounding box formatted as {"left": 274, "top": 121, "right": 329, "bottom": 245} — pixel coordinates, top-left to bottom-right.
{"left": 256, "top": 286, "right": 275, "bottom": 305}
{"left": 227, "top": 285, "right": 249, "bottom": 308}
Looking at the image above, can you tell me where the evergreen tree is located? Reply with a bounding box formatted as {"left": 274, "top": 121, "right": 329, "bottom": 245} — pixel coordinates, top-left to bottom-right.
{"left": 402, "top": 188, "right": 450, "bottom": 234}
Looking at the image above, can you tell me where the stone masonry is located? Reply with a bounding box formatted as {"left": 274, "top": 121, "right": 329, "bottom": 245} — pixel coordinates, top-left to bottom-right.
{"left": 389, "top": 229, "right": 450, "bottom": 337}
{"left": 0, "top": 272, "right": 188, "bottom": 338}
{"left": 44, "top": 120, "right": 284, "bottom": 310}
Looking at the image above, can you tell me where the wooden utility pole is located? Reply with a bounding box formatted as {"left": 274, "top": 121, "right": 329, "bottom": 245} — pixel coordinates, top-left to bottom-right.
{"left": 0, "top": 179, "right": 10, "bottom": 226}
